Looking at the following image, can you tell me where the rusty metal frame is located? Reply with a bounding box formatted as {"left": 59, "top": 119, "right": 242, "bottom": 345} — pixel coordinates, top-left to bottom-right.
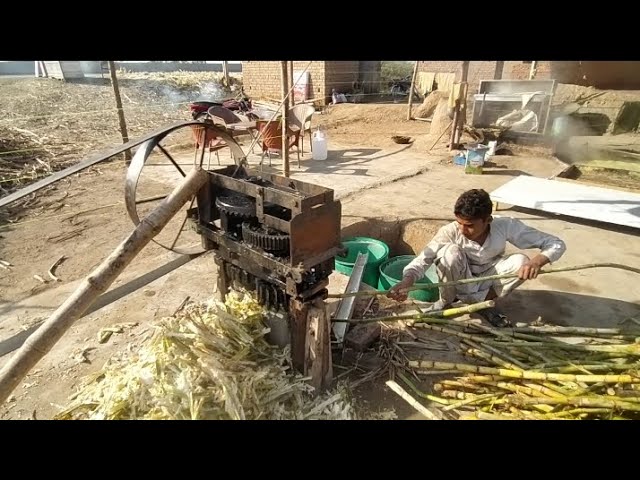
{"left": 200, "top": 166, "right": 342, "bottom": 266}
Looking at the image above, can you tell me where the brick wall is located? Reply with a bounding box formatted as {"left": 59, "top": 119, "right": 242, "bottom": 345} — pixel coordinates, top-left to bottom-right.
{"left": 418, "top": 61, "right": 462, "bottom": 76}
{"left": 242, "top": 61, "right": 326, "bottom": 103}
{"left": 580, "top": 61, "right": 640, "bottom": 89}
{"left": 242, "top": 61, "right": 366, "bottom": 106}
{"left": 324, "top": 61, "right": 360, "bottom": 99}
{"left": 419, "top": 61, "right": 578, "bottom": 91}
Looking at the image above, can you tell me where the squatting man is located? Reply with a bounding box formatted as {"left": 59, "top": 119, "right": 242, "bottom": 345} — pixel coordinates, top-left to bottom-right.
{"left": 387, "top": 189, "right": 566, "bottom": 327}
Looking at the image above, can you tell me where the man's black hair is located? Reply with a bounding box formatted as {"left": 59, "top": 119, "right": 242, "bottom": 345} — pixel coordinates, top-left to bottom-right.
{"left": 454, "top": 189, "right": 493, "bottom": 220}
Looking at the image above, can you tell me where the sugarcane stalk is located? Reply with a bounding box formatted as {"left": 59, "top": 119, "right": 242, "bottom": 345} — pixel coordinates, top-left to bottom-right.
{"left": 483, "top": 339, "right": 640, "bottom": 356}
{"left": 440, "top": 389, "right": 473, "bottom": 400}
{"left": 462, "top": 411, "right": 518, "bottom": 420}
{"left": 414, "top": 323, "right": 494, "bottom": 344}
{"left": 543, "top": 408, "right": 613, "bottom": 419}
{"left": 491, "top": 381, "right": 566, "bottom": 399}
{"left": 466, "top": 374, "right": 586, "bottom": 398}
{"left": 397, "top": 372, "right": 451, "bottom": 405}
{"left": 532, "top": 359, "right": 613, "bottom": 370}
{"left": 474, "top": 377, "right": 570, "bottom": 399}
{"left": 508, "top": 406, "right": 553, "bottom": 418}
{"left": 436, "top": 380, "right": 486, "bottom": 392}
{"left": 513, "top": 395, "right": 640, "bottom": 412}
{"left": 464, "top": 321, "right": 560, "bottom": 344}
{"left": 507, "top": 349, "right": 538, "bottom": 362}
{"left": 442, "top": 392, "right": 504, "bottom": 411}
{"left": 331, "top": 301, "right": 495, "bottom": 323}
{"left": 523, "top": 382, "right": 577, "bottom": 399}
{"left": 385, "top": 380, "right": 441, "bottom": 420}
{"left": 415, "top": 370, "right": 464, "bottom": 376}
{"left": 511, "top": 325, "right": 640, "bottom": 337}
{"left": 327, "top": 263, "right": 640, "bottom": 299}
{"left": 538, "top": 363, "right": 636, "bottom": 374}
{"left": 410, "top": 360, "right": 640, "bottom": 383}
{"left": 0, "top": 168, "right": 209, "bottom": 404}
{"left": 462, "top": 339, "right": 527, "bottom": 370}
{"left": 463, "top": 346, "right": 516, "bottom": 370}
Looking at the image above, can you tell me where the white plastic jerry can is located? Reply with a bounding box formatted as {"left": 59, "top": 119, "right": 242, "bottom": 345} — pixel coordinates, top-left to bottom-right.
{"left": 312, "top": 128, "right": 328, "bottom": 161}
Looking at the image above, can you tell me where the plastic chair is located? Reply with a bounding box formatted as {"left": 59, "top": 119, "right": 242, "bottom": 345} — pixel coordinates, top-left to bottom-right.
{"left": 256, "top": 119, "right": 300, "bottom": 167}
{"left": 190, "top": 121, "right": 226, "bottom": 166}
{"left": 288, "top": 104, "right": 315, "bottom": 154}
{"left": 207, "top": 106, "right": 257, "bottom": 154}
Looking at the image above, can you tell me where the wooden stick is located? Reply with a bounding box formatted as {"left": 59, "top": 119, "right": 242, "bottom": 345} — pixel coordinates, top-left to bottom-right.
{"left": 108, "top": 61, "right": 132, "bottom": 163}
{"left": 428, "top": 121, "right": 453, "bottom": 151}
{"left": 0, "top": 168, "right": 208, "bottom": 404}
{"left": 47, "top": 255, "right": 67, "bottom": 282}
{"left": 280, "top": 61, "right": 290, "bottom": 177}
{"left": 222, "top": 61, "right": 230, "bottom": 88}
{"left": 288, "top": 61, "right": 295, "bottom": 106}
{"left": 326, "top": 263, "right": 640, "bottom": 299}
{"left": 449, "top": 99, "right": 460, "bottom": 151}
{"left": 407, "top": 61, "right": 420, "bottom": 120}
{"left": 385, "top": 380, "right": 441, "bottom": 420}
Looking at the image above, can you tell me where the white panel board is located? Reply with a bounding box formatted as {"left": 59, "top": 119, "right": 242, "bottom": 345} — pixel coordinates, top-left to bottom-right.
{"left": 490, "top": 176, "right": 640, "bottom": 229}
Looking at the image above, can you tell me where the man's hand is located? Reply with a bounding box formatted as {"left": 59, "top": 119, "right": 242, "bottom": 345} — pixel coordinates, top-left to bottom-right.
{"left": 387, "top": 277, "right": 415, "bottom": 302}
{"left": 518, "top": 254, "right": 549, "bottom": 280}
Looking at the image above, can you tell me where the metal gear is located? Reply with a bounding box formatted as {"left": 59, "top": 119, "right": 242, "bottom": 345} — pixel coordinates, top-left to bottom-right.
{"left": 241, "top": 222, "right": 290, "bottom": 255}
{"left": 215, "top": 194, "right": 256, "bottom": 218}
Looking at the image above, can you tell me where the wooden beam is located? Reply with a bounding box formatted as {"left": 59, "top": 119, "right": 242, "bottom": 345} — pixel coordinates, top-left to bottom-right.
{"left": 455, "top": 62, "right": 471, "bottom": 146}
{"left": 108, "top": 61, "right": 132, "bottom": 163}
{"left": 461, "top": 61, "right": 470, "bottom": 83}
{"left": 222, "top": 61, "right": 230, "bottom": 87}
{"left": 288, "top": 61, "right": 295, "bottom": 106}
{"left": 449, "top": 99, "right": 460, "bottom": 151}
{"left": 407, "top": 60, "right": 420, "bottom": 120}
{"left": 289, "top": 298, "right": 309, "bottom": 374}
{"left": 280, "top": 61, "right": 290, "bottom": 177}
{"left": 306, "top": 298, "right": 332, "bottom": 393}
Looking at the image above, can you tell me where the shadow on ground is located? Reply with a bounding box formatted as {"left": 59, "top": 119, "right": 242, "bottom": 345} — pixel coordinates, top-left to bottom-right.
{"left": 495, "top": 290, "right": 640, "bottom": 327}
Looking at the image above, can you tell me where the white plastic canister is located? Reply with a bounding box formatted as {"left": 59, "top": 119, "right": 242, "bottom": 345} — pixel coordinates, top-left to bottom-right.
{"left": 312, "top": 128, "right": 328, "bottom": 160}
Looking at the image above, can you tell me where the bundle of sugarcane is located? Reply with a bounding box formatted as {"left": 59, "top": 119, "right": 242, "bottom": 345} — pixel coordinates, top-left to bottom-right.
{"left": 54, "top": 290, "right": 354, "bottom": 420}
{"left": 398, "top": 318, "right": 640, "bottom": 420}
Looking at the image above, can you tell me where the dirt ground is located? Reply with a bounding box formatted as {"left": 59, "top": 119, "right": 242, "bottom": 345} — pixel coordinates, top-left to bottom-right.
{"left": 2, "top": 74, "right": 640, "bottom": 420}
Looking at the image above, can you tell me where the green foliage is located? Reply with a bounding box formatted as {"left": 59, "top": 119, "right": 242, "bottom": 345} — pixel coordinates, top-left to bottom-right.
{"left": 381, "top": 61, "right": 414, "bottom": 88}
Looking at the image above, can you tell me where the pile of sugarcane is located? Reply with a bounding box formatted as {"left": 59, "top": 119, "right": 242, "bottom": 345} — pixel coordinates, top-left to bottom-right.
{"left": 397, "top": 318, "right": 640, "bottom": 420}
{"left": 54, "top": 290, "right": 354, "bottom": 420}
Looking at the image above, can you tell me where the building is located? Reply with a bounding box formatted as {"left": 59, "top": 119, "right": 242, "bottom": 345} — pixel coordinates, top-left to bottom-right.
{"left": 241, "top": 61, "right": 381, "bottom": 106}
{"left": 417, "top": 61, "right": 640, "bottom": 94}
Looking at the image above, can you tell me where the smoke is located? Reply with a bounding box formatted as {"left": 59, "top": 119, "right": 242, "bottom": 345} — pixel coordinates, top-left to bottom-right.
{"left": 198, "top": 82, "right": 227, "bottom": 101}
{"left": 157, "top": 85, "right": 194, "bottom": 104}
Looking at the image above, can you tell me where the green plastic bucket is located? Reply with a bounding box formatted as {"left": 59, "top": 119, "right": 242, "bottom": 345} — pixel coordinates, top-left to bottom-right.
{"left": 378, "top": 255, "right": 439, "bottom": 302}
{"left": 335, "top": 237, "right": 390, "bottom": 288}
